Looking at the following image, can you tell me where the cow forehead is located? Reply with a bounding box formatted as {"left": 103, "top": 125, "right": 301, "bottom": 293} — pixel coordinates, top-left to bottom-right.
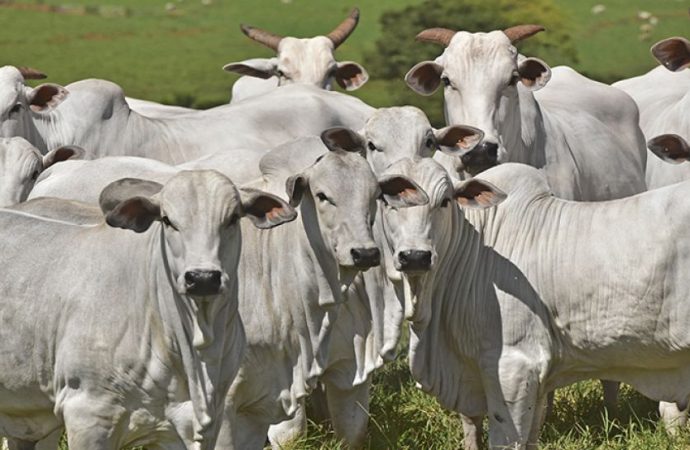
{"left": 310, "top": 152, "right": 378, "bottom": 194}
{"left": 278, "top": 37, "right": 335, "bottom": 63}
{"left": 366, "top": 106, "right": 431, "bottom": 142}
{"left": 0, "top": 67, "right": 23, "bottom": 108}
{"left": 160, "top": 170, "right": 240, "bottom": 220}
{"left": 441, "top": 30, "right": 516, "bottom": 74}
{"left": 0, "top": 137, "right": 40, "bottom": 165}
{"left": 386, "top": 158, "right": 452, "bottom": 202}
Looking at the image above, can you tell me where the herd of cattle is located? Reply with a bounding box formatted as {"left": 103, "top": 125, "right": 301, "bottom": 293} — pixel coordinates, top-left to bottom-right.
{"left": 0, "top": 6, "right": 689, "bottom": 450}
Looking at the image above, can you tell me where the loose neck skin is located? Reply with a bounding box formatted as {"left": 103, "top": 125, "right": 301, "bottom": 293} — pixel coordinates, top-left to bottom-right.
{"left": 235, "top": 195, "right": 342, "bottom": 417}
{"left": 150, "top": 225, "right": 245, "bottom": 447}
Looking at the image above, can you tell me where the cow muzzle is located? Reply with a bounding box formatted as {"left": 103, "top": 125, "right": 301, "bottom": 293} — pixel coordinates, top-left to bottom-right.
{"left": 461, "top": 141, "right": 499, "bottom": 174}
{"left": 397, "top": 249, "right": 432, "bottom": 273}
{"left": 184, "top": 270, "right": 222, "bottom": 297}
{"left": 350, "top": 246, "right": 381, "bottom": 269}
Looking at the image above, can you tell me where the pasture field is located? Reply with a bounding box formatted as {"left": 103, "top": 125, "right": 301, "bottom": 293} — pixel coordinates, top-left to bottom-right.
{"left": 2, "top": 0, "right": 690, "bottom": 448}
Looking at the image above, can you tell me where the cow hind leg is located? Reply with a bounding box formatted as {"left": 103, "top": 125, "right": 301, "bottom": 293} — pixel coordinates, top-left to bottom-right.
{"left": 267, "top": 400, "right": 306, "bottom": 449}
{"left": 325, "top": 379, "right": 370, "bottom": 449}
{"left": 660, "top": 400, "right": 688, "bottom": 435}
{"left": 460, "top": 414, "right": 484, "bottom": 450}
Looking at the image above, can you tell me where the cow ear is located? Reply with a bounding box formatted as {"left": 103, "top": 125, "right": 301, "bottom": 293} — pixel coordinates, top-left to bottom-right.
{"left": 652, "top": 37, "right": 690, "bottom": 72}
{"left": 405, "top": 61, "right": 444, "bottom": 96}
{"left": 334, "top": 61, "right": 369, "bottom": 91}
{"left": 378, "top": 175, "right": 429, "bottom": 208}
{"left": 321, "top": 127, "right": 366, "bottom": 154}
{"left": 453, "top": 179, "right": 507, "bottom": 209}
{"left": 105, "top": 197, "right": 161, "bottom": 233}
{"left": 239, "top": 187, "right": 297, "bottom": 229}
{"left": 99, "top": 178, "right": 164, "bottom": 216}
{"left": 434, "top": 125, "right": 485, "bottom": 155}
{"left": 648, "top": 134, "right": 690, "bottom": 164}
{"left": 42, "top": 145, "right": 86, "bottom": 169}
{"left": 222, "top": 58, "right": 279, "bottom": 79}
{"left": 285, "top": 174, "right": 308, "bottom": 207}
{"left": 517, "top": 57, "right": 551, "bottom": 91}
{"left": 26, "top": 83, "right": 68, "bottom": 112}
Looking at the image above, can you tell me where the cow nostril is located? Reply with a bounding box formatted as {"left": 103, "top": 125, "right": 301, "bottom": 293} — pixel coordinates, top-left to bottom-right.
{"left": 484, "top": 142, "right": 498, "bottom": 160}
{"left": 185, "top": 272, "right": 196, "bottom": 285}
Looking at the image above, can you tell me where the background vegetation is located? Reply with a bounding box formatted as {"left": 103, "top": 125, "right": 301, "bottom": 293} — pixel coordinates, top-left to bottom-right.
{"left": 2, "top": 0, "right": 689, "bottom": 448}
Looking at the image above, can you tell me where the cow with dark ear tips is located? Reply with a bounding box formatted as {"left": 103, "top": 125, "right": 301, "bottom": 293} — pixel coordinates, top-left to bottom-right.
{"left": 406, "top": 24, "right": 647, "bottom": 201}
{"left": 225, "top": 8, "right": 369, "bottom": 103}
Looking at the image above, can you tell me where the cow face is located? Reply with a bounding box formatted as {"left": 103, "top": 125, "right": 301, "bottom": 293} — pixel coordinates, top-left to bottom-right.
{"left": 0, "top": 137, "right": 83, "bottom": 207}
{"left": 361, "top": 106, "right": 485, "bottom": 175}
{"left": 405, "top": 29, "right": 550, "bottom": 173}
{"left": 0, "top": 66, "right": 68, "bottom": 141}
{"left": 379, "top": 158, "right": 506, "bottom": 319}
{"left": 224, "top": 37, "right": 368, "bottom": 91}
{"left": 101, "top": 171, "right": 296, "bottom": 297}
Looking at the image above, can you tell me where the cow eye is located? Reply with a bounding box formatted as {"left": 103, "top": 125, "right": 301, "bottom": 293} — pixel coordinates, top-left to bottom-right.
{"left": 441, "top": 198, "right": 452, "bottom": 208}
{"left": 227, "top": 214, "right": 239, "bottom": 227}
{"left": 30, "top": 170, "right": 40, "bottom": 181}
{"left": 367, "top": 141, "right": 377, "bottom": 151}
{"left": 9, "top": 103, "right": 22, "bottom": 115}
{"left": 441, "top": 76, "right": 451, "bottom": 87}
{"left": 315, "top": 192, "right": 334, "bottom": 205}
{"left": 509, "top": 72, "right": 520, "bottom": 86}
{"left": 276, "top": 69, "right": 286, "bottom": 78}
{"left": 161, "top": 216, "right": 177, "bottom": 230}
{"left": 425, "top": 137, "right": 436, "bottom": 149}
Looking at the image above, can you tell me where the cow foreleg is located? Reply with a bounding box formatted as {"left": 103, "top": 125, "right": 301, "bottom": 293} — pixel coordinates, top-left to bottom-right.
{"left": 460, "top": 414, "right": 484, "bottom": 450}
{"left": 216, "top": 409, "right": 270, "bottom": 450}
{"left": 660, "top": 400, "right": 689, "bottom": 435}
{"left": 484, "top": 353, "right": 542, "bottom": 450}
{"left": 267, "top": 400, "right": 306, "bottom": 449}
{"left": 62, "top": 396, "right": 124, "bottom": 450}
{"left": 325, "top": 379, "right": 370, "bottom": 449}
{"left": 601, "top": 380, "right": 619, "bottom": 418}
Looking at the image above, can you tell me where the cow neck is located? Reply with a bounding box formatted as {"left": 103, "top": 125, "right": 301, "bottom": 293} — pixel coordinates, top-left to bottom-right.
{"left": 149, "top": 224, "right": 245, "bottom": 448}
{"left": 28, "top": 109, "right": 64, "bottom": 155}
{"left": 406, "top": 203, "right": 500, "bottom": 412}
{"left": 501, "top": 87, "right": 548, "bottom": 169}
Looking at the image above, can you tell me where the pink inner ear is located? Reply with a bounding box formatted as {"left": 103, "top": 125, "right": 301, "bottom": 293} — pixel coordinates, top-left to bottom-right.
{"left": 29, "top": 85, "right": 65, "bottom": 112}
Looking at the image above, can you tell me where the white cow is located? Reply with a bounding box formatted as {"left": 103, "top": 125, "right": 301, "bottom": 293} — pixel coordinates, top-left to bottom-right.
{"left": 375, "top": 159, "right": 690, "bottom": 449}
{"left": 404, "top": 25, "right": 648, "bottom": 200}
{"left": 614, "top": 35, "right": 690, "bottom": 431}
{"left": 225, "top": 8, "right": 368, "bottom": 104}
{"left": 266, "top": 106, "right": 484, "bottom": 448}
{"left": 614, "top": 37, "right": 690, "bottom": 189}
{"left": 0, "top": 66, "right": 373, "bottom": 162}
{"left": 0, "top": 137, "right": 83, "bottom": 207}
{"left": 0, "top": 170, "right": 296, "bottom": 449}
{"left": 124, "top": 97, "right": 196, "bottom": 118}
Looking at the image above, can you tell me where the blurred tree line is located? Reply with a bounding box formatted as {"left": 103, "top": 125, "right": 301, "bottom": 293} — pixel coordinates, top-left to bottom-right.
{"left": 364, "top": 0, "right": 578, "bottom": 126}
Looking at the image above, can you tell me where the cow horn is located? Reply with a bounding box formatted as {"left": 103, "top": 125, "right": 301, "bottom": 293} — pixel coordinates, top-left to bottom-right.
{"left": 17, "top": 66, "right": 47, "bottom": 80}
{"left": 503, "top": 24, "right": 545, "bottom": 44}
{"left": 416, "top": 28, "right": 456, "bottom": 47}
{"left": 240, "top": 24, "right": 283, "bottom": 51}
{"left": 327, "top": 7, "right": 360, "bottom": 48}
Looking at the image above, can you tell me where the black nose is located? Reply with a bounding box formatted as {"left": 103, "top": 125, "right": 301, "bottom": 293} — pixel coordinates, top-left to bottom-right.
{"left": 350, "top": 247, "right": 381, "bottom": 268}
{"left": 461, "top": 142, "right": 499, "bottom": 169}
{"left": 398, "top": 250, "right": 432, "bottom": 272}
{"left": 185, "top": 270, "right": 222, "bottom": 296}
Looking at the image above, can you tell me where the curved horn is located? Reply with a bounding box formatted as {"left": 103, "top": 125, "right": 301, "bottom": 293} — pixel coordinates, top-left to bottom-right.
{"left": 240, "top": 24, "right": 283, "bottom": 51}
{"left": 416, "top": 28, "right": 456, "bottom": 47}
{"left": 327, "top": 7, "right": 360, "bottom": 48}
{"left": 503, "top": 24, "right": 545, "bottom": 44}
{"left": 17, "top": 66, "right": 47, "bottom": 80}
